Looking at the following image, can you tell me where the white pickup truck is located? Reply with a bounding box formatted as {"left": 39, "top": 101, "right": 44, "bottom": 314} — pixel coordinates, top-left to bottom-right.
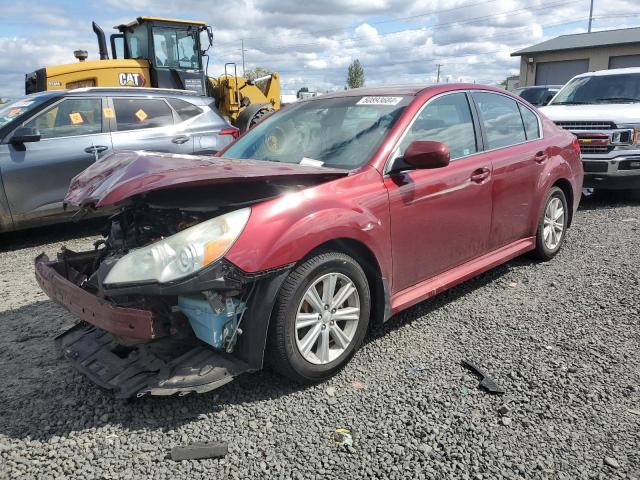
{"left": 540, "top": 67, "right": 640, "bottom": 199}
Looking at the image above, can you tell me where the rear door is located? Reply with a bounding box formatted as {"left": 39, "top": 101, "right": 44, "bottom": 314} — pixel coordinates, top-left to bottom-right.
{"left": 0, "top": 96, "right": 111, "bottom": 225}
{"left": 471, "top": 91, "right": 545, "bottom": 249}
{"left": 109, "top": 96, "right": 193, "bottom": 154}
{"left": 385, "top": 91, "right": 493, "bottom": 293}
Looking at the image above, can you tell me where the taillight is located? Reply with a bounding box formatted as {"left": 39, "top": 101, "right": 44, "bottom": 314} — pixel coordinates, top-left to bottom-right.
{"left": 220, "top": 127, "right": 240, "bottom": 140}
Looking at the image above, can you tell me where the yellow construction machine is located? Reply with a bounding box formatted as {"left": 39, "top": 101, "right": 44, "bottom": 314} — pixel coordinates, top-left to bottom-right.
{"left": 24, "top": 17, "right": 280, "bottom": 131}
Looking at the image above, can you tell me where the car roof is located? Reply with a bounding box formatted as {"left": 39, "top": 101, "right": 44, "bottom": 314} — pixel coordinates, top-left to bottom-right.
{"left": 575, "top": 67, "right": 640, "bottom": 78}
{"left": 30, "top": 87, "right": 203, "bottom": 99}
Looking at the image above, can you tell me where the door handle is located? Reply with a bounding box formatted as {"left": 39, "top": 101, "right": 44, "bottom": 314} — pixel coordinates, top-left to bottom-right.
{"left": 84, "top": 145, "right": 108, "bottom": 154}
{"left": 470, "top": 167, "right": 491, "bottom": 183}
{"left": 172, "top": 135, "right": 190, "bottom": 145}
{"left": 534, "top": 151, "right": 548, "bottom": 163}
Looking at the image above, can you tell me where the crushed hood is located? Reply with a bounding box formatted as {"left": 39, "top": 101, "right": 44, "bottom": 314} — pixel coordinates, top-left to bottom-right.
{"left": 65, "top": 151, "right": 348, "bottom": 208}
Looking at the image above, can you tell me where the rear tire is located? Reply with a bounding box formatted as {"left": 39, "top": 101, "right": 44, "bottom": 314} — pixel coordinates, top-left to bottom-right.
{"left": 267, "top": 252, "right": 371, "bottom": 383}
{"left": 532, "top": 186, "right": 568, "bottom": 261}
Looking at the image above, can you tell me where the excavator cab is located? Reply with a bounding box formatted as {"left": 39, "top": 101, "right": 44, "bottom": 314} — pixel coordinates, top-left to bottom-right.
{"left": 111, "top": 17, "right": 211, "bottom": 95}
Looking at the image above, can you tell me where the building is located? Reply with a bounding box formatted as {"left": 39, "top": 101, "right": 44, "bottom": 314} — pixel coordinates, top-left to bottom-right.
{"left": 505, "top": 75, "right": 520, "bottom": 92}
{"left": 511, "top": 27, "right": 640, "bottom": 87}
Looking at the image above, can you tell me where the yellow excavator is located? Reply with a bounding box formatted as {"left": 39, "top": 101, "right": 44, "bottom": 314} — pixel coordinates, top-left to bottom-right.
{"left": 24, "top": 17, "right": 280, "bottom": 131}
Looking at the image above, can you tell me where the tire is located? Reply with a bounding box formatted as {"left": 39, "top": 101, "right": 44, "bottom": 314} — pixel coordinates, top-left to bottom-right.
{"left": 267, "top": 252, "right": 371, "bottom": 383}
{"left": 532, "top": 186, "right": 569, "bottom": 261}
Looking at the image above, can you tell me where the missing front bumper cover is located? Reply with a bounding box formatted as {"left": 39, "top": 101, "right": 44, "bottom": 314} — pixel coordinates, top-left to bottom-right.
{"left": 56, "top": 323, "right": 250, "bottom": 398}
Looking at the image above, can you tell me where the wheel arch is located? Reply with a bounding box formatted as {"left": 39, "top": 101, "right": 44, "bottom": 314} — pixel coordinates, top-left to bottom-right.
{"left": 552, "top": 178, "right": 574, "bottom": 227}
{"left": 301, "top": 237, "right": 390, "bottom": 327}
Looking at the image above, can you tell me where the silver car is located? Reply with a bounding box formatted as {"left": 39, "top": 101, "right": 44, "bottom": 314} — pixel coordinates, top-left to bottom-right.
{"left": 0, "top": 87, "right": 238, "bottom": 232}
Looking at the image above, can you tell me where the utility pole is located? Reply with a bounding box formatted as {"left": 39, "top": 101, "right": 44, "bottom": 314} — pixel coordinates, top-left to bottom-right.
{"left": 241, "top": 39, "right": 246, "bottom": 75}
{"left": 436, "top": 64, "right": 443, "bottom": 83}
{"left": 588, "top": 0, "right": 594, "bottom": 32}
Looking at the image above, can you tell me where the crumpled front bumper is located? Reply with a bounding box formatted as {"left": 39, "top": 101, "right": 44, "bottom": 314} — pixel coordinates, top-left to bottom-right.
{"left": 35, "top": 253, "right": 166, "bottom": 340}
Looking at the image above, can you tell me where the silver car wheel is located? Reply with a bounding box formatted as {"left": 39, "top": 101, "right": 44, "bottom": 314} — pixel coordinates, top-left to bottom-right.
{"left": 295, "top": 272, "right": 360, "bottom": 365}
{"left": 543, "top": 197, "right": 565, "bottom": 250}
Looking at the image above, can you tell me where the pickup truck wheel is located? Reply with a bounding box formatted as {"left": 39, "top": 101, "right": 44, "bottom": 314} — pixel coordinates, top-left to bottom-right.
{"left": 532, "top": 186, "right": 568, "bottom": 261}
{"left": 268, "top": 252, "right": 371, "bottom": 383}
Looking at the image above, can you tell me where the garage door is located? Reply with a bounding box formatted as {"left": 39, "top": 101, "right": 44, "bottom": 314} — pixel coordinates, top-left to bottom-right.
{"left": 609, "top": 54, "right": 640, "bottom": 69}
{"left": 535, "top": 59, "right": 589, "bottom": 85}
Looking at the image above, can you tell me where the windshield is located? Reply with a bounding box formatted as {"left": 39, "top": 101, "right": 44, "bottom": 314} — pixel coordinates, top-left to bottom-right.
{"left": 550, "top": 73, "right": 640, "bottom": 105}
{"left": 223, "top": 95, "right": 411, "bottom": 169}
{"left": 518, "top": 88, "right": 557, "bottom": 105}
{"left": 0, "top": 96, "right": 52, "bottom": 128}
{"left": 152, "top": 27, "right": 200, "bottom": 69}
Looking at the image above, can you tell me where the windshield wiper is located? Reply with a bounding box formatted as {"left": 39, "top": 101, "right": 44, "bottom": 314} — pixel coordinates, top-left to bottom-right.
{"left": 595, "top": 97, "right": 640, "bottom": 103}
{"left": 550, "top": 101, "right": 588, "bottom": 105}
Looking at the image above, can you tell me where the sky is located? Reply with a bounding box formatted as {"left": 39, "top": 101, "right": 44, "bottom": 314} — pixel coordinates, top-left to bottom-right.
{"left": 0, "top": 0, "right": 639, "bottom": 98}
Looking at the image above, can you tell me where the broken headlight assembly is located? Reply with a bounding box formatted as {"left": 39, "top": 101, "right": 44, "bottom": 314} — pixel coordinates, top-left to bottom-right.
{"left": 104, "top": 208, "right": 251, "bottom": 285}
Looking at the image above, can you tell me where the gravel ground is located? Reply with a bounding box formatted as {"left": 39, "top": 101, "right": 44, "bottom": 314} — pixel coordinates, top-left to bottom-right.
{"left": 0, "top": 192, "right": 638, "bottom": 480}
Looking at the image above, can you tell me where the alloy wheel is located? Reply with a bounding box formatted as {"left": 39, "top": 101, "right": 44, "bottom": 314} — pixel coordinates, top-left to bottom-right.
{"left": 543, "top": 197, "right": 565, "bottom": 250}
{"left": 295, "top": 272, "right": 360, "bottom": 365}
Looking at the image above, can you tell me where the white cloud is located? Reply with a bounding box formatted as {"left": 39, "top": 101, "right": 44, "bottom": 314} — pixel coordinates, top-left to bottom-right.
{"left": 1, "top": 0, "right": 639, "bottom": 97}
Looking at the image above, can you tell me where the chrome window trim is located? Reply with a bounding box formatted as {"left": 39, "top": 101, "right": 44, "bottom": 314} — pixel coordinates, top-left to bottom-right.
{"left": 384, "top": 89, "right": 546, "bottom": 174}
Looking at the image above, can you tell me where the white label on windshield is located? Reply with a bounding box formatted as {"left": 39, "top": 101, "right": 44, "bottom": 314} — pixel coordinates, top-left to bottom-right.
{"left": 356, "top": 96, "right": 403, "bottom": 106}
{"left": 11, "top": 100, "right": 34, "bottom": 107}
{"left": 300, "top": 157, "right": 324, "bottom": 167}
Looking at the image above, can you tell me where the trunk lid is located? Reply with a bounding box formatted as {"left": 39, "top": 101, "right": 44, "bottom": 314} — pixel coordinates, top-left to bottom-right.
{"left": 65, "top": 150, "right": 348, "bottom": 208}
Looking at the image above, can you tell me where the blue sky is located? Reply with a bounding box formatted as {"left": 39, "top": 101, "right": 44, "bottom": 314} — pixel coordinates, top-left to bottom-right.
{"left": 0, "top": 0, "right": 639, "bottom": 98}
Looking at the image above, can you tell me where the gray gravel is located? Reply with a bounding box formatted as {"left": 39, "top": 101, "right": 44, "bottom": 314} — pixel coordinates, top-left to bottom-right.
{"left": 1, "top": 192, "right": 639, "bottom": 479}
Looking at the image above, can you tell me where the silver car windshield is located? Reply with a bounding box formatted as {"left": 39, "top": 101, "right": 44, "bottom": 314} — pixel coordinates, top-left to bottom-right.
{"left": 223, "top": 95, "right": 411, "bottom": 169}
{"left": 550, "top": 73, "right": 640, "bottom": 105}
{"left": 0, "top": 96, "right": 51, "bottom": 128}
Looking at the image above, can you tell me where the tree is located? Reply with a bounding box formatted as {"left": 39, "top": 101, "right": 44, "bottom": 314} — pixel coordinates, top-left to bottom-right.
{"left": 296, "top": 87, "right": 309, "bottom": 98}
{"left": 245, "top": 66, "right": 274, "bottom": 81}
{"left": 346, "top": 59, "right": 365, "bottom": 89}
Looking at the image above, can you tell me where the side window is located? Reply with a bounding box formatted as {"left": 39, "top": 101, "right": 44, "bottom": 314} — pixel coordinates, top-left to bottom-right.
{"left": 399, "top": 92, "right": 477, "bottom": 160}
{"left": 24, "top": 98, "right": 102, "bottom": 139}
{"left": 113, "top": 98, "right": 174, "bottom": 131}
{"left": 518, "top": 103, "right": 540, "bottom": 140}
{"left": 472, "top": 92, "right": 526, "bottom": 149}
{"left": 167, "top": 98, "right": 203, "bottom": 122}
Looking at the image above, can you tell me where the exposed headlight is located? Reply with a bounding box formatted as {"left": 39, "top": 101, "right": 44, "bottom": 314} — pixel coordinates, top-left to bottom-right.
{"left": 617, "top": 124, "right": 640, "bottom": 145}
{"left": 104, "top": 208, "right": 251, "bottom": 285}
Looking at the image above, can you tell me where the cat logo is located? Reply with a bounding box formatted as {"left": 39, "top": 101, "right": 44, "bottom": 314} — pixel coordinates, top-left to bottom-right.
{"left": 118, "top": 72, "right": 145, "bottom": 87}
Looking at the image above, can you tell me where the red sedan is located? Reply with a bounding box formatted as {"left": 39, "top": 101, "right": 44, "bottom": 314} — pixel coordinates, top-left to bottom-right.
{"left": 36, "top": 84, "right": 583, "bottom": 398}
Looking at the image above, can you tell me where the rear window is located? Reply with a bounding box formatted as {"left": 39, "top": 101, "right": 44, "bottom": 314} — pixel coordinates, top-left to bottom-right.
{"left": 113, "top": 98, "right": 174, "bottom": 131}
{"left": 167, "top": 98, "right": 203, "bottom": 122}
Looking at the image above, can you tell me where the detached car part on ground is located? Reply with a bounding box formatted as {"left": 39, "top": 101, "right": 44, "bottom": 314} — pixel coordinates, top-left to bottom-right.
{"left": 36, "top": 85, "right": 583, "bottom": 398}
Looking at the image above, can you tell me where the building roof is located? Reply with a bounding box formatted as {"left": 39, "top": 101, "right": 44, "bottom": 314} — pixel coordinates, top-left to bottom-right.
{"left": 511, "top": 27, "right": 640, "bottom": 56}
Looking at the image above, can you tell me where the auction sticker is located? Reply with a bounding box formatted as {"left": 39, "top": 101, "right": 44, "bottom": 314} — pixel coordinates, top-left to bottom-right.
{"left": 356, "top": 96, "right": 403, "bottom": 106}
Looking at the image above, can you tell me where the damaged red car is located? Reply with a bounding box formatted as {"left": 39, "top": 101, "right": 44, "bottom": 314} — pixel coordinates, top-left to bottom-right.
{"left": 35, "top": 85, "right": 583, "bottom": 398}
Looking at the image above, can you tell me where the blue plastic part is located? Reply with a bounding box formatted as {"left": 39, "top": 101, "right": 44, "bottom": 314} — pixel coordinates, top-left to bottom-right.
{"left": 178, "top": 295, "right": 244, "bottom": 350}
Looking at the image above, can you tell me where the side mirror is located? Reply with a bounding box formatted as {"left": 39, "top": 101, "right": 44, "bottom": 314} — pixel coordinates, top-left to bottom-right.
{"left": 11, "top": 127, "right": 41, "bottom": 144}
{"left": 403, "top": 141, "right": 450, "bottom": 169}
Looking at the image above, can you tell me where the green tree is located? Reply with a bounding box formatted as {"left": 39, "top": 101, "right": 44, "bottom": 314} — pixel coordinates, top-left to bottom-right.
{"left": 296, "top": 87, "right": 309, "bottom": 98}
{"left": 346, "top": 59, "right": 365, "bottom": 89}
{"left": 245, "top": 66, "right": 274, "bottom": 81}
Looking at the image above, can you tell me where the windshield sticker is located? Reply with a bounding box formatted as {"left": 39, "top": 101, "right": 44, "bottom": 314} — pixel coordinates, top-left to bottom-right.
{"left": 103, "top": 107, "right": 115, "bottom": 119}
{"left": 69, "top": 112, "right": 84, "bottom": 124}
{"left": 135, "top": 109, "right": 148, "bottom": 122}
{"left": 300, "top": 157, "right": 324, "bottom": 167}
{"left": 8, "top": 108, "right": 21, "bottom": 117}
{"left": 11, "top": 100, "right": 34, "bottom": 108}
{"left": 356, "top": 96, "right": 403, "bottom": 106}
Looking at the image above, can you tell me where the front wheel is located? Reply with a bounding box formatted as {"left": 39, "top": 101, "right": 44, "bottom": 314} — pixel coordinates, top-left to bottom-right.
{"left": 267, "top": 252, "right": 371, "bottom": 383}
{"left": 532, "top": 186, "right": 568, "bottom": 261}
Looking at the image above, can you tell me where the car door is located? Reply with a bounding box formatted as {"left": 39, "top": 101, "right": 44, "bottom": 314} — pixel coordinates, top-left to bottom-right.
{"left": 0, "top": 96, "right": 111, "bottom": 225}
{"left": 109, "top": 96, "right": 193, "bottom": 154}
{"left": 385, "top": 91, "right": 493, "bottom": 294}
{"left": 471, "top": 92, "right": 544, "bottom": 249}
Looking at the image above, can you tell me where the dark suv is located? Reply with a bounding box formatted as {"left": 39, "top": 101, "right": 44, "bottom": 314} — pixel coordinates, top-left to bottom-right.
{"left": 514, "top": 85, "right": 562, "bottom": 106}
{"left": 0, "top": 88, "right": 238, "bottom": 232}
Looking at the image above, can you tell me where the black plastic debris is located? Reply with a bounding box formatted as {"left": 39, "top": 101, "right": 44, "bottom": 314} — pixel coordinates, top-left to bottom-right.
{"left": 170, "top": 442, "right": 228, "bottom": 461}
{"left": 461, "top": 360, "right": 505, "bottom": 394}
